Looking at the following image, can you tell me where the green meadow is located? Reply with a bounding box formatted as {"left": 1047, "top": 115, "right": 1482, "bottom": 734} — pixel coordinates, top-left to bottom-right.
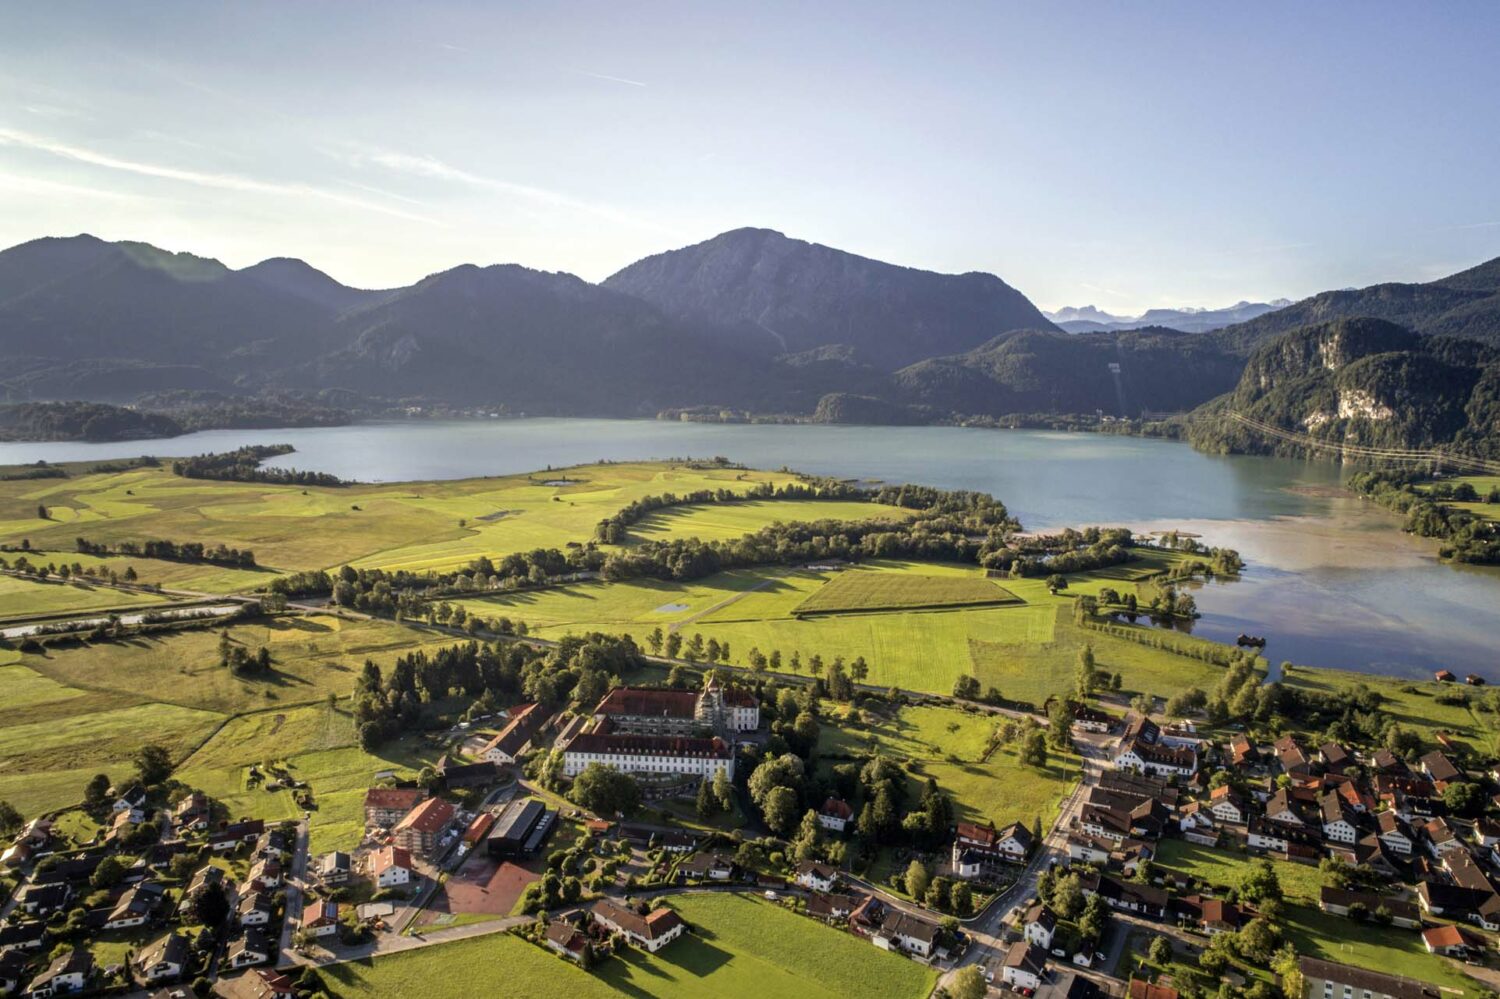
{"left": 0, "top": 614, "right": 448, "bottom": 828}
{"left": 0, "top": 460, "right": 805, "bottom": 579}
{"left": 323, "top": 893, "right": 937, "bottom": 999}
{"left": 0, "top": 572, "right": 175, "bottom": 620}
{"left": 456, "top": 556, "right": 1232, "bottom": 700}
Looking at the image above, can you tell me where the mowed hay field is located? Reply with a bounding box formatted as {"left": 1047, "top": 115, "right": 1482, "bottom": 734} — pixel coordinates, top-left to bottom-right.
{"left": 1281, "top": 666, "right": 1500, "bottom": 756}
{"left": 0, "top": 461, "right": 805, "bottom": 580}
{"left": 0, "top": 614, "right": 447, "bottom": 824}
{"left": 455, "top": 555, "right": 1231, "bottom": 700}
{"left": 324, "top": 893, "right": 936, "bottom": 999}
{"left": 0, "top": 573, "right": 175, "bottom": 621}
{"left": 627, "top": 498, "right": 914, "bottom": 543}
{"left": 794, "top": 570, "right": 1018, "bottom": 615}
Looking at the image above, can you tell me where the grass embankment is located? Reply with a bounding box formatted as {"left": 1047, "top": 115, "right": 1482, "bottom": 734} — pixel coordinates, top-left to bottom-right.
{"left": 324, "top": 893, "right": 936, "bottom": 999}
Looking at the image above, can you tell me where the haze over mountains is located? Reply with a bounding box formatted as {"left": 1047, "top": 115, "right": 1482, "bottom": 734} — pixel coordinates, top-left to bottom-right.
{"left": 1045, "top": 300, "right": 1293, "bottom": 334}
{"left": 1, "top": 227, "right": 1498, "bottom": 452}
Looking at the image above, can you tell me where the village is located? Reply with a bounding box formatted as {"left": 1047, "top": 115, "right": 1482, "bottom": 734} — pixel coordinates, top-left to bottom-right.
{"left": 2, "top": 660, "right": 1499, "bottom": 999}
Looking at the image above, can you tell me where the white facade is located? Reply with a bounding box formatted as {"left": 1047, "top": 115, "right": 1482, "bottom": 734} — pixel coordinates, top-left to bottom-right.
{"left": 562, "top": 743, "right": 734, "bottom": 781}
{"left": 375, "top": 863, "right": 411, "bottom": 889}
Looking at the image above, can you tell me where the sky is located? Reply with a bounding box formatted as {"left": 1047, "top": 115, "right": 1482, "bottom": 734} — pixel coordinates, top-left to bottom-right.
{"left": 1, "top": 2, "right": 1498, "bottom": 315}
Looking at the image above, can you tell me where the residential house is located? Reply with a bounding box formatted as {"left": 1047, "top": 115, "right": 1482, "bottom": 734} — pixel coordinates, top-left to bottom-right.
{"left": 371, "top": 846, "right": 414, "bottom": 889}
{"left": 1199, "top": 899, "right": 1246, "bottom": 935}
{"left": 302, "top": 900, "right": 342, "bottom": 938}
{"left": 210, "top": 819, "right": 265, "bottom": 852}
{"left": 817, "top": 797, "right": 855, "bottom": 833}
{"left": 246, "top": 858, "right": 281, "bottom": 891}
{"left": 1129, "top": 979, "right": 1179, "bottom": 999}
{"left": 680, "top": 851, "right": 734, "bottom": 882}
{"left": 114, "top": 785, "right": 148, "bottom": 818}
{"left": 1228, "top": 735, "right": 1257, "bottom": 768}
{"left": 316, "top": 851, "right": 351, "bottom": 885}
{"left": 1320, "top": 743, "right": 1352, "bottom": 775}
{"left": 105, "top": 882, "right": 163, "bottom": 930}
{"left": 1376, "top": 812, "right": 1415, "bottom": 855}
{"left": 132, "top": 932, "right": 189, "bottom": 985}
{"left": 1208, "top": 786, "right": 1246, "bottom": 825}
{"left": 225, "top": 930, "right": 272, "bottom": 969}
{"left": 1319, "top": 888, "right": 1422, "bottom": 929}
{"left": 1079, "top": 871, "right": 1168, "bottom": 919}
{"left": 1419, "top": 752, "right": 1463, "bottom": 787}
{"left": 1320, "top": 793, "right": 1360, "bottom": 844}
{"left": 1023, "top": 903, "right": 1057, "bottom": 948}
{"left": 590, "top": 900, "right": 685, "bottom": 953}
{"left": 213, "top": 969, "right": 299, "bottom": 999}
{"left": 174, "top": 793, "right": 212, "bottom": 831}
{"left": 1422, "top": 924, "right": 1484, "bottom": 957}
{"left": 1297, "top": 957, "right": 1439, "bottom": 999}
{"left": 1274, "top": 735, "right": 1312, "bottom": 778}
{"left": 25, "top": 950, "right": 92, "bottom": 997}
{"left": 1002, "top": 941, "right": 1048, "bottom": 990}
{"left": 1114, "top": 716, "right": 1198, "bottom": 777}
{"left": 17, "top": 883, "right": 70, "bottom": 917}
{"left": 806, "top": 892, "right": 861, "bottom": 922}
{"left": 0, "top": 952, "right": 28, "bottom": 996}
{"left": 237, "top": 892, "right": 275, "bottom": 929}
{"left": 874, "top": 910, "right": 938, "bottom": 959}
{"left": 795, "top": 861, "right": 839, "bottom": 893}
{"left": 545, "top": 921, "right": 590, "bottom": 962}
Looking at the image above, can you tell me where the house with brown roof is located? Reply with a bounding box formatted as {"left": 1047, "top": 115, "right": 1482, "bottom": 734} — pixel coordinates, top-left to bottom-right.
{"left": 363, "top": 787, "right": 427, "bottom": 828}
{"left": 370, "top": 845, "right": 413, "bottom": 889}
{"left": 477, "top": 702, "right": 553, "bottom": 764}
{"left": 1129, "top": 977, "right": 1179, "bottom": 999}
{"left": 1419, "top": 751, "right": 1463, "bottom": 786}
{"left": 1422, "top": 924, "right": 1484, "bottom": 956}
{"left": 873, "top": 909, "right": 939, "bottom": 959}
{"left": 817, "top": 796, "right": 855, "bottom": 833}
{"left": 392, "top": 797, "right": 456, "bottom": 857}
{"left": 545, "top": 921, "right": 590, "bottom": 961}
{"left": 1002, "top": 941, "right": 1047, "bottom": 990}
{"left": 213, "top": 968, "right": 298, "bottom": 999}
{"left": 590, "top": 900, "right": 685, "bottom": 953}
{"left": 1023, "top": 903, "right": 1057, "bottom": 948}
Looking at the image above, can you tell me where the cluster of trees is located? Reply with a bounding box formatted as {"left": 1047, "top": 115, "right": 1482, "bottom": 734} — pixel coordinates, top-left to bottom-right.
{"left": 171, "top": 444, "right": 347, "bottom": 487}
{"left": 981, "top": 527, "right": 1135, "bottom": 578}
{"left": 352, "top": 634, "right": 643, "bottom": 749}
{"left": 217, "top": 630, "right": 271, "bottom": 675}
{"left": 75, "top": 536, "right": 257, "bottom": 568}
{"left": 900, "top": 858, "right": 977, "bottom": 916}
{"left": 593, "top": 478, "right": 858, "bottom": 544}
{"left": 1349, "top": 470, "right": 1500, "bottom": 565}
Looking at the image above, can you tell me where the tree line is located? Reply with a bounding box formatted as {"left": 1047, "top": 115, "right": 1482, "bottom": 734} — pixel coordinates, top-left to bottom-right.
{"left": 75, "top": 535, "right": 257, "bottom": 568}
{"left": 1348, "top": 470, "right": 1500, "bottom": 565}
{"left": 171, "top": 444, "right": 348, "bottom": 487}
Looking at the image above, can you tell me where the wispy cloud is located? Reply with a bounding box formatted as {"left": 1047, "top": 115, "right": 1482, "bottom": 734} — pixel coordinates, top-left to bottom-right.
{"left": 574, "top": 70, "right": 647, "bottom": 88}
{"left": 1434, "top": 220, "right": 1500, "bottom": 232}
{"left": 0, "top": 126, "right": 441, "bottom": 225}
{"left": 350, "top": 147, "right": 672, "bottom": 232}
{"left": 0, "top": 170, "right": 146, "bottom": 203}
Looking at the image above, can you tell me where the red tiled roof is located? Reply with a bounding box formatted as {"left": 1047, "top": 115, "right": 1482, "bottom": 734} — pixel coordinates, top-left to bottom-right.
{"left": 594, "top": 688, "right": 698, "bottom": 719}
{"left": 364, "top": 787, "right": 425, "bottom": 812}
{"left": 393, "top": 796, "right": 455, "bottom": 835}
{"left": 371, "top": 845, "right": 412, "bottom": 875}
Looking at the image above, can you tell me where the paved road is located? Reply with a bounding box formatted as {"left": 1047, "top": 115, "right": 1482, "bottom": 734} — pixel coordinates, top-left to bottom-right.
{"left": 933, "top": 728, "right": 1113, "bottom": 994}
{"left": 277, "top": 819, "right": 311, "bottom": 964}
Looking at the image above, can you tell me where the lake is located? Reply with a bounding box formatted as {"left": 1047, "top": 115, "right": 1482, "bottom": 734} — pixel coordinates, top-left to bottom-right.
{"left": 3, "top": 418, "right": 1495, "bottom": 680}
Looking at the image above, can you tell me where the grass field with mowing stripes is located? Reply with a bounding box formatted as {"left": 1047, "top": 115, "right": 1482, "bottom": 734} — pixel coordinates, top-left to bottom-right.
{"left": 794, "top": 570, "right": 1018, "bottom": 615}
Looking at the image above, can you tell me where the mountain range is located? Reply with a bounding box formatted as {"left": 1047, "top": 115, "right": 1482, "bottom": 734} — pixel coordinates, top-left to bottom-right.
{"left": 1, "top": 228, "right": 1499, "bottom": 445}
{"left": 1045, "top": 300, "right": 1292, "bottom": 334}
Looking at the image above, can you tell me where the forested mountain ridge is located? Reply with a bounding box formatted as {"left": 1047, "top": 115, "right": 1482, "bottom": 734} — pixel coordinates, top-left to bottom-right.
{"left": 1187, "top": 318, "right": 1500, "bottom": 459}
{"left": 602, "top": 227, "right": 1057, "bottom": 370}
{"left": 1209, "top": 256, "right": 1500, "bottom": 354}
{"left": 1, "top": 231, "right": 1498, "bottom": 440}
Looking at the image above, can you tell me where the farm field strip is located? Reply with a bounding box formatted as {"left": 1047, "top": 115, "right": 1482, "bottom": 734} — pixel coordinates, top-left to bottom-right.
{"left": 793, "top": 569, "right": 1019, "bottom": 615}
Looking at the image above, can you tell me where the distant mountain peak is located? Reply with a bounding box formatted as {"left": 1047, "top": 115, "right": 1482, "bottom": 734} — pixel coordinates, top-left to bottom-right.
{"left": 603, "top": 228, "right": 1055, "bottom": 369}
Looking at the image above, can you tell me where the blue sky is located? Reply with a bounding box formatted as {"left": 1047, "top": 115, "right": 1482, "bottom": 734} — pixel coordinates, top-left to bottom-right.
{"left": 1, "top": 1, "right": 1497, "bottom": 313}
